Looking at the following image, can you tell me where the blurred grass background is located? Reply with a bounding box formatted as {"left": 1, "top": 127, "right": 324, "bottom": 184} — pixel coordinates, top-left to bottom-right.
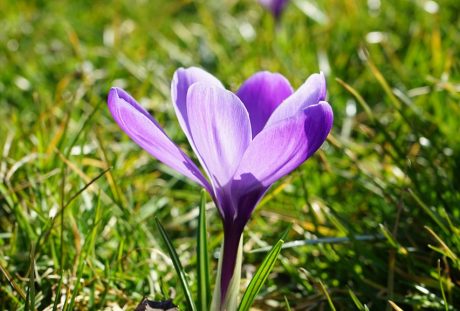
{"left": 1, "top": 0, "right": 459, "bottom": 309}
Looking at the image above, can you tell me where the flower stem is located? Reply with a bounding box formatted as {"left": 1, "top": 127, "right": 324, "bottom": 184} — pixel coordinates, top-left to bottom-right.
{"left": 211, "top": 233, "right": 243, "bottom": 311}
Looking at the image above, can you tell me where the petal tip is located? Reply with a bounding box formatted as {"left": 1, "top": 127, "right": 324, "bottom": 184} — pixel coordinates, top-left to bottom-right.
{"left": 108, "top": 86, "right": 118, "bottom": 98}
{"left": 107, "top": 87, "right": 120, "bottom": 112}
{"left": 108, "top": 87, "right": 130, "bottom": 103}
{"left": 107, "top": 87, "right": 131, "bottom": 111}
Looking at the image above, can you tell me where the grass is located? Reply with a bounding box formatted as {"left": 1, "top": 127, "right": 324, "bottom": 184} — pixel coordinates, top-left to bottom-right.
{"left": 0, "top": 0, "right": 459, "bottom": 309}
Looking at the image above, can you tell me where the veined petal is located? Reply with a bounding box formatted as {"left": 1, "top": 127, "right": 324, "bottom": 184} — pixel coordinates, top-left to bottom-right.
{"left": 234, "top": 101, "right": 333, "bottom": 192}
{"left": 171, "top": 67, "right": 224, "bottom": 144}
{"left": 236, "top": 71, "right": 293, "bottom": 137}
{"left": 265, "top": 72, "right": 326, "bottom": 128}
{"left": 107, "top": 87, "right": 211, "bottom": 191}
{"left": 186, "top": 83, "right": 252, "bottom": 215}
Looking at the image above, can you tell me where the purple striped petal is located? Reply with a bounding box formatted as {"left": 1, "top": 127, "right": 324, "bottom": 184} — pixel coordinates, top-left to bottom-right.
{"left": 171, "top": 67, "right": 223, "bottom": 145}
{"left": 108, "top": 87, "right": 211, "bottom": 191}
{"left": 186, "top": 83, "right": 252, "bottom": 217}
{"left": 234, "top": 101, "right": 333, "bottom": 193}
{"left": 265, "top": 72, "right": 326, "bottom": 128}
{"left": 236, "top": 71, "right": 293, "bottom": 137}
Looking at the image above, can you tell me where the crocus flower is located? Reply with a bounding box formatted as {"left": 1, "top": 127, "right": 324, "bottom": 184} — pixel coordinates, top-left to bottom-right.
{"left": 259, "top": 0, "right": 289, "bottom": 21}
{"left": 107, "top": 67, "right": 333, "bottom": 308}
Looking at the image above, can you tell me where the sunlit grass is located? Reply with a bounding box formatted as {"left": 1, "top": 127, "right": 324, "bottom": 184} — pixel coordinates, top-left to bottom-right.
{"left": 0, "top": 0, "right": 459, "bottom": 309}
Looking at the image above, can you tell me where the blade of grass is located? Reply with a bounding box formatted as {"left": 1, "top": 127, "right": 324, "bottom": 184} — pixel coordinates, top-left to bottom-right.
{"left": 348, "top": 288, "right": 369, "bottom": 311}
{"left": 284, "top": 296, "right": 292, "bottom": 311}
{"left": 42, "top": 167, "right": 109, "bottom": 311}
{"left": 52, "top": 274, "right": 63, "bottom": 311}
{"left": 250, "top": 234, "right": 384, "bottom": 253}
{"left": 197, "top": 189, "right": 210, "bottom": 311}
{"left": 409, "top": 189, "right": 449, "bottom": 234}
{"left": 66, "top": 253, "right": 84, "bottom": 311}
{"left": 238, "top": 228, "right": 289, "bottom": 311}
{"left": 95, "top": 130, "right": 125, "bottom": 209}
{"left": 25, "top": 244, "right": 36, "bottom": 311}
{"left": 366, "top": 59, "right": 401, "bottom": 110}
{"left": 59, "top": 164, "right": 68, "bottom": 311}
{"left": 68, "top": 194, "right": 103, "bottom": 310}
{"left": 335, "top": 76, "right": 410, "bottom": 173}
{"left": 37, "top": 167, "right": 111, "bottom": 253}
{"left": 0, "top": 261, "right": 26, "bottom": 301}
{"left": 336, "top": 78, "right": 374, "bottom": 121}
{"left": 155, "top": 218, "right": 197, "bottom": 311}
{"left": 437, "top": 260, "right": 449, "bottom": 311}
{"left": 425, "top": 226, "right": 459, "bottom": 265}
{"left": 379, "top": 224, "right": 408, "bottom": 255}
{"left": 319, "top": 280, "right": 336, "bottom": 311}
{"left": 64, "top": 100, "right": 103, "bottom": 158}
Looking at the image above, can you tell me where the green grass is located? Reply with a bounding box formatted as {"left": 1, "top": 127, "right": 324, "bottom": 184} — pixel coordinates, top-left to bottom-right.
{"left": 1, "top": 0, "right": 459, "bottom": 309}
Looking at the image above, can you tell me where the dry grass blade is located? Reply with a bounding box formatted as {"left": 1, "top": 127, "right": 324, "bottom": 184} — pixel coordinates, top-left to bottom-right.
{"left": 0, "top": 261, "right": 26, "bottom": 300}
{"left": 388, "top": 300, "right": 404, "bottom": 311}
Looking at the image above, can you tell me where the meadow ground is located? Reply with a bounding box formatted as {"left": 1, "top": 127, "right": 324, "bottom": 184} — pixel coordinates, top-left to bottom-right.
{"left": 0, "top": 0, "right": 459, "bottom": 310}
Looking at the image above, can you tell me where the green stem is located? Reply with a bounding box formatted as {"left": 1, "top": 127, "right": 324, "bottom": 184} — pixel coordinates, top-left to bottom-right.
{"left": 210, "top": 237, "right": 243, "bottom": 311}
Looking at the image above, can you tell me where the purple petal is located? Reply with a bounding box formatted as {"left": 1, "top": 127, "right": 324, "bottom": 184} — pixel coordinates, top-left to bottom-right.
{"left": 171, "top": 67, "right": 224, "bottom": 145}
{"left": 265, "top": 72, "right": 326, "bottom": 128}
{"left": 236, "top": 71, "right": 293, "bottom": 137}
{"left": 234, "top": 101, "right": 333, "bottom": 192}
{"left": 107, "top": 87, "right": 211, "bottom": 191}
{"left": 186, "top": 83, "right": 252, "bottom": 216}
{"left": 220, "top": 103, "right": 332, "bottom": 273}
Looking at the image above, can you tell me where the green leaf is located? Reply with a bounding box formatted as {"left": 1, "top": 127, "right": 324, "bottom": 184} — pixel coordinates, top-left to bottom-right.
{"left": 319, "top": 280, "right": 336, "bottom": 311}
{"left": 336, "top": 78, "right": 375, "bottom": 122}
{"left": 238, "top": 236, "right": 285, "bottom": 311}
{"left": 68, "top": 194, "right": 103, "bottom": 311}
{"left": 348, "top": 288, "right": 369, "bottom": 311}
{"left": 197, "top": 190, "right": 210, "bottom": 311}
{"left": 155, "top": 218, "right": 197, "bottom": 311}
{"left": 425, "top": 226, "right": 459, "bottom": 265}
{"left": 25, "top": 245, "right": 36, "bottom": 311}
{"left": 0, "top": 261, "right": 26, "bottom": 301}
{"left": 284, "top": 296, "right": 292, "bottom": 311}
{"left": 409, "top": 189, "right": 449, "bottom": 234}
{"left": 378, "top": 224, "right": 408, "bottom": 255}
{"left": 437, "top": 260, "right": 449, "bottom": 311}
{"left": 378, "top": 224, "right": 398, "bottom": 248}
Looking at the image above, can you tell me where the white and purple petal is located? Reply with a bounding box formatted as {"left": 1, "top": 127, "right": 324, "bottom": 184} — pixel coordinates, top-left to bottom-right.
{"left": 186, "top": 83, "right": 252, "bottom": 217}
{"left": 265, "top": 72, "right": 326, "bottom": 127}
{"left": 171, "top": 67, "right": 224, "bottom": 144}
{"left": 236, "top": 71, "right": 293, "bottom": 137}
{"left": 234, "top": 101, "right": 333, "bottom": 193}
{"left": 107, "top": 87, "right": 211, "bottom": 191}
